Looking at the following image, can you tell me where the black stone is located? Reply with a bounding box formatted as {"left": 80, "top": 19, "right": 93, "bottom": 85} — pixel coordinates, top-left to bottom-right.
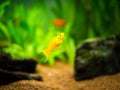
{"left": 0, "top": 50, "right": 42, "bottom": 85}
{"left": 0, "top": 69, "right": 42, "bottom": 85}
{"left": 74, "top": 34, "right": 120, "bottom": 81}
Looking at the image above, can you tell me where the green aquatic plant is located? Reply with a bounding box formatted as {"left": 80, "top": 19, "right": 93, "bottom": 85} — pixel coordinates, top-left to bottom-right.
{"left": 1, "top": 0, "right": 119, "bottom": 66}
{"left": 0, "top": 1, "right": 11, "bottom": 46}
{"left": 4, "top": 32, "right": 65, "bottom": 64}
{"left": 0, "top": 1, "right": 76, "bottom": 66}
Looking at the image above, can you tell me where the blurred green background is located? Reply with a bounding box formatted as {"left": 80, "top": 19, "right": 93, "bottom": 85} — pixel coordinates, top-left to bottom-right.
{"left": 0, "top": 0, "right": 120, "bottom": 66}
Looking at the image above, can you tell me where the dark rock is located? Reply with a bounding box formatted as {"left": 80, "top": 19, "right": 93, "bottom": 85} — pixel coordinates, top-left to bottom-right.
{"left": 0, "top": 50, "right": 42, "bottom": 85}
{"left": 0, "top": 69, "right": 42, "bottom": 85}
{"left": 74, "top": 34, "right": 120, "bottom": 81}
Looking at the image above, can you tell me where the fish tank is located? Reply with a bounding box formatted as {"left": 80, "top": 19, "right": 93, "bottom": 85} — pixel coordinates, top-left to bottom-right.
{"left": 0, "top": 0, "right": 120, "bottom": 90}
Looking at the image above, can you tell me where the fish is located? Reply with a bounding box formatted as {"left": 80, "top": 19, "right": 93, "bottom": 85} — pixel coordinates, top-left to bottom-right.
{"left": 42, "top": 33, "right": 64, "bottom": 60}
{"left": 53, "top": 19, "right": 66, "bottom": 27}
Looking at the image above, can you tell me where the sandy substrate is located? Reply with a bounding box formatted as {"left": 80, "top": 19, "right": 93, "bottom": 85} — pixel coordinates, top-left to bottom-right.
{"left": 0, "top": 61, "right": 120, "bottom": 90}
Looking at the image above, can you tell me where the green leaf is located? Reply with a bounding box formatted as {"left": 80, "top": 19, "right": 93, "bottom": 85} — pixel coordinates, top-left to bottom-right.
{"left": 0, "top": 1, "right": 10, "bottom": 18}
{"left": 0, "top": 22, "right": 11, "bottom": 41}
{"left": 7, "top": 21, "right": 22, "bottom": 45}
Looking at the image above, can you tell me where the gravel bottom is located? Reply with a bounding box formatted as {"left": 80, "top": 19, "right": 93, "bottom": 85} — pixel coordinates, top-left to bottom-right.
{"left": 0, "top": 61, "right": 120, "bottom": 90}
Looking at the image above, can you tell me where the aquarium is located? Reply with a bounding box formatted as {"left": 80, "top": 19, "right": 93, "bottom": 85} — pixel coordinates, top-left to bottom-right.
{"left": 0, "top": 0, "right": 120, "bottom": 90}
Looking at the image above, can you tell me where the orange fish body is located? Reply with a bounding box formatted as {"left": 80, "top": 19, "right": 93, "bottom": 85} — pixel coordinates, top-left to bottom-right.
{"left": 43, "top": 33, "right": 64, "bottom": 59}
{"left": 53, "top": 19, "right": 66, "bottom": 27}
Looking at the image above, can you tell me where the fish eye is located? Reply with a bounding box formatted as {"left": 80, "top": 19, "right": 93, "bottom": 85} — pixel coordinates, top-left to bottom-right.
{"left": 58, "top": 33, "right": 64, "bottom": 37}
{"left": 58, "top": 34, "right": 62, "bottom": 37}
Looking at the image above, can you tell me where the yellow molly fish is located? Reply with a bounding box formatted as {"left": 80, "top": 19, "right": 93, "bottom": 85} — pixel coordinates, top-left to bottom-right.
{"left": 39, "top": 33, "right": 64, "bottom": 62}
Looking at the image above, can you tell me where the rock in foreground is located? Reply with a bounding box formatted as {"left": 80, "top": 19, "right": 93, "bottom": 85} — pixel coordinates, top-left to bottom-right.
{"left": 74, "top": 34, "right": 120, "bottom": 80}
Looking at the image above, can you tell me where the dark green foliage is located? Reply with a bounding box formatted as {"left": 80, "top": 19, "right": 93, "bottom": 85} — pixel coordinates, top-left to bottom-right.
{"left": 71, "top": 0, "right": 120, "bottom": 45}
